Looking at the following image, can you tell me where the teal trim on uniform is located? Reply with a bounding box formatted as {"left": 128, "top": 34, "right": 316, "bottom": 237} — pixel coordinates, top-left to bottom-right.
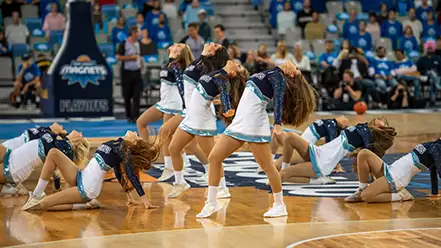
{"left": 340, "top": 132, "right": 356, "bottom": 152}
{"left": 76, "top": 169, "right": 91, "bottom": 202}
{"left": 224, "top": 129, "right": 272, "bottom": 143}
{"left": 309, "top": 125, "right": 321, "bottom": 140}
{"left": 154, "top": 103, "right": 183, "bottom": 115}
{"left": 308, "top": 144, "right": 323, "bottom": 177}
{"left": 183, "top": 75, "right": 198, "bottom": 86}
{"left": 246, "top": 81, "right": 271, "bottom": 104}
{"left": 196, "top": 84, "right": 214, "bottom": 101}
{"left": 3, "top": 149, "right": 15, "bottom": 185}
{"left": 383, "top": 163, "right": 398, "bottom": 193}
{"left": 37, "top": 139, "right": 46, "bottom": 162}
{"left": 160, "top": 78, "right": 176, "bottom": 86}
{"left": 179, "top": 122, "right": 217, "bottom": 137}
{"left": 410, "top": 151, "right": 428, "bottom": 171}
{"left": 94, "top": 153, "right": 112, "bottom": 172}
{"left": 24, "top": 131, "right": 30, "bottom": 143}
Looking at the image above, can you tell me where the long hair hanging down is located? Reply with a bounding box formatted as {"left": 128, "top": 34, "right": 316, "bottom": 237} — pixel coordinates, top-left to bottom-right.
{"left": 201, "top": 46, "right": 230, "bottom": 74}
{"left": 69, "top": 136, "right": 90, "bottom": 167}
{"left": 169, "top": 44, "right": 195, "bottom": 69}
{"left": 281, "top": 73, "right": 317, "bottom": 127}
{"left": 118, "top": 136, "right": 161, "bottom": 192}
{"left": 217, "top": 68, "right": 250, "bottom": 125}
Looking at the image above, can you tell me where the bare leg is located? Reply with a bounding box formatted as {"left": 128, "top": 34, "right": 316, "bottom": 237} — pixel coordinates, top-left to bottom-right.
{"left": 360, "top": 177, "right": 392, "bottom": 203}
{"left": 34, "top": 187, "right": 86, "bottom": 210}
{"left": 169, "top": 129, "right": 195, "bottom": 172}
{"left": 195, "top": 136, "right": 223, "bottom": 175}
{"left": 249, "top": 142, "right": 282, "bottom": 193}
{"left": 160, "top": 115, "right": 184, "bottom": 157}
{"left": 136, "top": 106, "right": 163, "bottom": 141}
{"left": 208, "top": 135, "right": 243, "bottom": 186}
{"left": 281, "top": 133, "right": 311, "bottom": 164}
{"left": 0, "top": 144, "right": 7, "bottom": 163}
{"left": 39, "top": 149, "right": 79, "bottom": 185}
{"left": 280, "top": 162, "right": 317, "bottom": 183}
{"left": 185, "top": 139, "right": 209, "bottom": 165}
{"left": 357, "top": 149, "right": 385, "bottom": 184}
{"left": 274, "top": 151, "right": 306, "bottom": 171}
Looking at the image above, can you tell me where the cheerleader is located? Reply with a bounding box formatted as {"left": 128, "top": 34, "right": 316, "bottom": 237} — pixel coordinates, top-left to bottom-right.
{"left": 273, "top": 116, "right": 350, "bottom": 171}
{"left": 345, "top": 138, "right": 441, "bottom": 203}
{"left": 197, "top": 61, "right": 316, "bottom": 218}
{"left": 279, "top": 118, "right": 397, "bottom": 185}
{"left": 0, "top": 130, "right": 89, "bottom": 197}
{"left": 22, "top": 131, "right": 160, "bottom": 211}
{"left": 167, "top": 58, "right": 249, "bottom": 199}
{"left": 158, "top": 43, "right": 231, "bottom": 183}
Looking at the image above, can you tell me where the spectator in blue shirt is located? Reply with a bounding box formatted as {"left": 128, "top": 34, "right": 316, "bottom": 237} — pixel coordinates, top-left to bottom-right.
{"left": 416, "top": 0, "right": 434, "bottom": 22}
{"left": 12, "top": 54, "right": 41, "bottom": 107}
{"left": 145, "top": 0, "right": 167, "bottom": 30}
{"left": 319, "top": 40, "right": 338, "bottom": 69}
{"left": 269, "top": 0, "right": 286, "bottom": 29}
{"left": 184, "top": 0, "right": 201, "bottom": 30}
{"left": 381, "top": 9, "right": 403, "bottom": 50}
{"left": 111, "top": 17, "right": 128, "bottom": 50}
{"left": 369, "top": 46, "right": 398, "bottom": 93}
{"left": 422, "top": 10, "right": 441, "bottom": 40}
{"left": 397, "top": 0, "right": 415, "bottom": 16}
{"left": 150, "top": 13, "right": 172, "bottom": 45}
{"left": 394, "top": 49, "right": 421, "bottom": 98}
{"left": 400, "top": 25, "right": 419, "bottom": 54}
{"left": 351, "top": 20, "right": 372, "bottom": 52}
{"left": 342, "top": 9, "right": 359, "bottom": 39}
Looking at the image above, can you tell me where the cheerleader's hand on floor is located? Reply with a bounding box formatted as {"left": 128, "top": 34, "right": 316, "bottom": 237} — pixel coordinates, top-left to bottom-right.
{"left": 223, "top": 109, "right": 235, "bottom": 117}
{"left": 272, "top": 124, "right": 284, "bottom": 137}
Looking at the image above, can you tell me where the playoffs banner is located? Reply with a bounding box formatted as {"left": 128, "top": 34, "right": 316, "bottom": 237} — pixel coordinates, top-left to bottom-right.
{"left": 42, "top": 1, "right": 113, "bottom": 117}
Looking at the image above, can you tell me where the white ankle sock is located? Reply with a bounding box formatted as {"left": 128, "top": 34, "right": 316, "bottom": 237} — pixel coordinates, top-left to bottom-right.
{"left": 207, "top": 186, "right": 218, "bottom": 202}
{"left": 33, "top": 179, "right": 49, "bottom": 197}
{"left": 219, "top": 177, "right": 227, "bottom": 188}
{"left": 202, "top": 164, "right": 209, "bottom": 173}
{"left": 359, "top": 183, "right": 368, "bottom": 190}
{"left": 281, "top": 162, "right": 289, "bottom": 170}
{"left": 309, "top": 178, "right": 319, "bottom": 184}
{"left": 272, "top": 154, "right": 276, "bottom": 160}
{"left": 72, "top": 203, "right": 88, "bottom": 210}
{"left": 391, "top": 193, "right": 401, "bottom": 202}
{"left": 164, "top": 156, "right": 173, "bottom": 170}
{"left": 174, "top": 170, "right": 185, "bottom": 184}
{"left": 273, "top": 192, "right": 284, "bottom": 205}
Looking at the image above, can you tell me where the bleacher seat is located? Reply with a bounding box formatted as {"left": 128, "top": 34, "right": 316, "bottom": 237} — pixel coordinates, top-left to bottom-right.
{"left": 101, "top": 5, "right": 120, "bottom": 21}
{"left": 33, "top": 42, "right": 50, "bottom": 52}
{"left": 10, "top": 44, "right": 30, "bottom": 57}
{"left": 143, "top": 54, "right": 159, "bottom": 63}
{"left": 156, "top": 42, "right": 171, "bottom": 50}
{"left": 107, "top": 20, "right": 117, "bottom": 35}
{"left": 357, "top": 12, "right": 369, "bottom": 21}
{"left": 326, "top": 1, "right": 344, "bottom": 17}
{"left": 0, "top": 57, "right": 14, "bottom": 81}
{"left": 14, "top": 57, "right": 23, "bottom": 71}
{"left": 24, "top": 18, "right": 43, "bottom": 33}
{"left": 118, "top": 0, "right": 134, "bottom": 7}
{"left": 21, "top": 5, "right": 39, "bottom": 18}
{"left": 305, "top": 51, "right": 316, "bottom": 61}
{"left": 3, "top": 17, "right": 13, "bottom": 29}
{"left": 344, "top": 1, "right": 362, "bottom": 13}
{"left": 32, "top": 29, "right": 45, "bottom": 37}
{"left": 169, "top": 18, "right": 183, "bottom": 41}
{"left": 106, "top": 56, "right": 117, "bottom": 65}
{"left": 312, "top": 40, "right": 326, "bottom": 57}
{"left": 294, "top": 40, "right": 311, "bottom": 52}
{"left": 336, "top": 12, "right": 349, "bottom": 21}
{"left": 122, "top": 4, "right": 136, "bottom": 9}
{"left": 99, "top": 43, "right": 114, "bottom": 57}
{"left": 30, "top": 36, "right": 46, "bottom": 48}
{"left": 286, "top": 28, "right": 302, "bottom": 47}
{"left": 377, "top": 37, "right": 393, "bottom": 52}
{"left": 96, "top": 33, "right": 109, "bottom": 43}
{"left": 122, "top": 8, "right": 137, "bottom": 19}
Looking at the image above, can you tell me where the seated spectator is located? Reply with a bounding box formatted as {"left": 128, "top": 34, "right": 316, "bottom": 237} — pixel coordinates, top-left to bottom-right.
{"left": 369, "top": 46, "right": 398, "bottom": 93}
{"left": 35, "top": 53, "right": 51, "bottom": 75}
{"left": 12, "top": 54, "right": 41, "bottom": 108}
{"left": 244, "top": 50, "right": 259, "bottom": 75}
{"left": 270, "top": 40, "right": 294, "bottom": 66}
{"left": 197, "top": 9, "right": 211, "bottom": 42}
{"left": 136, "top": 12, "right": 145, "bottom": 30}
{"left": 422, "top": 10, "right": 441, "bottom": 40}
{"left": 416, "top": 40, "right": 441, "bottom": 106}
{"left": 162, "top": 0, "right": 178, "bottom": 19}
{"left": 366, "top": 12, "right": 381, "bottom": 47}
{"left": 142, "top": 0, "right": 155, "bottom": 17}
{"left": 1, "top": 0, "right": 21, "bottom": 20}
{"left": 351, "top": 20, "right": 372, "bottom": 52}
{"left": 228, "top": 43, "right": 246, "bottom": 64}
{"left": 330, "top": 70, "right": 362, "bottom": 110}
{"left": 269, "top": 0, "right": 286, "bottom": 30}
{"left": 184, "top": 22, "right": 204, "bottom": 57}
{"left": 92, "top": 3, "right": 103, "bottom": 30}
{"left": 381, "top": 9, "right": 403, "bottom": 50}
{"left": 341, "top": 39, "right": 351, "bottom": 51}
{"left": 43, "top": 4, "right": 66, "bottom": 38}
{"left": 402, "top": 8, "right": 423, "bottom": 44}
{"left": 214, "top": 24, "right": 230, "bottom": 48}
{"left": 400, "top": 25, "right": 418, "bottom": 54}
{"left": 416, "top": 0, "right": 434, "bottom": 22}
{"left": 277, "top": 1, "right": 296, "bottom": 37}
{"left": 388, "top": 82, "right": 411, "bottom": 109}
{"left": 150, "top": 13, "right": 172, "bottom": 45}
{"left": 0, "top": 30, "right": 10, "bottom": 56}
{"left": 318, "top": 40, "right": 338, "bottom": 70}
{"left": 255, "top": 43, "right": 273, "bottom": 71}
{"left": 343, "top": 9, "right": 359, "bottom": 40}
{"left": 296, "top": 0, "right": 313, "bottom": 38}
{"left": 184, "top": 0, "right": 201, "bottom": 30}
{"left": 292, "top": 43, "right": 311, "bottom": 72}
{"left": 377, "top": 3, "right": 389, "bottom": 25}
{"left": 140, "top": 28, "right": 156, "bottom": 55}
{"left": 394, "top": 49, "right": 421, "bottom": 98}
{"left": 111, "top": 17, "right": 128, "bottom": 49}
{"left": 40, "top": 0, "right": 61, "bottom": 21}
{"left": 305, "top": 12, "right": 324, "bottom": 41}
{"left": 145, "top": 0, "right": 167, "bottom": 29}
{"left": 5, "top": 12, "right": 29, "bottom": 45}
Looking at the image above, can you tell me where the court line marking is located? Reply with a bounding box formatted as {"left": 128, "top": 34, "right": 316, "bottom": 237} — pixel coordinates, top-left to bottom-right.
{"left": 7, "top": 216, "right": 441, "bottom": 247}
{"left": 287, "top": 227, "right": 441, "bottom": 247}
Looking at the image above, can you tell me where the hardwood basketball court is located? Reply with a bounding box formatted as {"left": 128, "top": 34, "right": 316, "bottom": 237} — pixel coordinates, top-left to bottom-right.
{"left": 1, "top": 112, "right": 441, "bottom": 248}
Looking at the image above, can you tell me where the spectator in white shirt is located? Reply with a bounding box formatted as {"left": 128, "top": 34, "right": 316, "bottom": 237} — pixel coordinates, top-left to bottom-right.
{"left": 292, "top": 43, "right": 311, "bottom": 72}
{"left": 402, "top": 8, "right": 423, "bottom": 44}
{"left": 5, "top": 12, "right": 29, "bottom": 45}
{"left": 270, "top": 40, "right": 295, "bottom": 66}
{"left": 277, "top": 2, "right": 296, "bottom": 38}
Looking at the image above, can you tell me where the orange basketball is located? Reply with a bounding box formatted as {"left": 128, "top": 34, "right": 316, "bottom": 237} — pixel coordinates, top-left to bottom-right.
{"left": 354, "top": 101, "right": 367, "bottom": 115}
